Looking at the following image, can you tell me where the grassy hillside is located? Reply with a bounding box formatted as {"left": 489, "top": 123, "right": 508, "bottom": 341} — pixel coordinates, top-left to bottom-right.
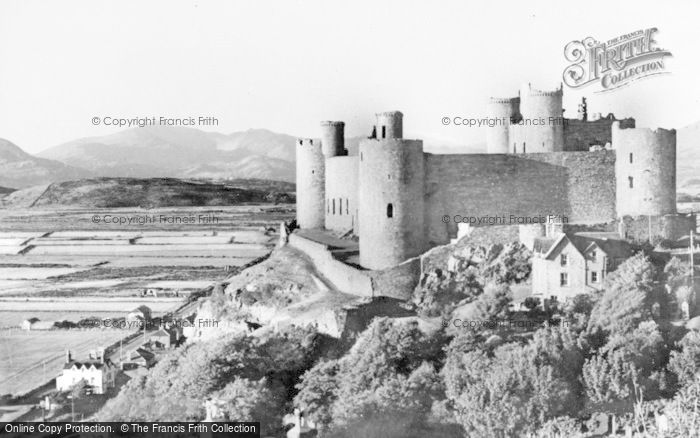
{"left": 1, "top": 177, "right": 294, "bottom": 209}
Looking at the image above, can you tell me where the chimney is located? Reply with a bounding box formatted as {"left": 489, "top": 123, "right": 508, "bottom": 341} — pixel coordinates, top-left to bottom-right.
{"left": 65, "top": 350, "right": 72, "bottom": 363}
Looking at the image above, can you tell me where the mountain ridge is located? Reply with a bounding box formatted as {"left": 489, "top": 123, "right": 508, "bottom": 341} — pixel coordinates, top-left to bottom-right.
{"left": 1, "top": 122, "right": 698, "bottom": 191}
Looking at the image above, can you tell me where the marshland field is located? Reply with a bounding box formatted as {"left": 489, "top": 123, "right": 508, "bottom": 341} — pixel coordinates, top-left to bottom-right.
{"left": 0, "top": 204, "right": 293, "bottom": 397}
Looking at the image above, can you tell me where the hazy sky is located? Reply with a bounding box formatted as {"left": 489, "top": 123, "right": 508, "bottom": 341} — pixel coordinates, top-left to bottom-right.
{"left": 1, "top": 0, "right": 699, "bottom": 153}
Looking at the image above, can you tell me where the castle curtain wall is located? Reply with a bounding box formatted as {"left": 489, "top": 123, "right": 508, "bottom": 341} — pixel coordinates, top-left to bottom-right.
{"left": 424, "top": 151, "right": 617, "bottom": 245}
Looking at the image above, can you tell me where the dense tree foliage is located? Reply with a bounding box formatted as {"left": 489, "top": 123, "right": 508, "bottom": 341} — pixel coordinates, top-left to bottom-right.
{"left": 441, "top": 324, "right": 584, "bottom": 436}
{"left": 587, "top": 253, "right": 668, "bottom": 340}
{"left": 294, "top": 318, "right": 451, "bottom": 437}
{"left": 98, "top": 326, "right": 322, "bottom": 435}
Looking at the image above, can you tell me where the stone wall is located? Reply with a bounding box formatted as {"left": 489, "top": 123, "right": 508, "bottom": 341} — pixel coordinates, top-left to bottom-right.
{"left": 619, "top": 213, "right": 696, "bottom": 244}
{"left": 424, "top": 151, "right": 617, "bottom": 246}
{"left": 325, "top": 156, "right": 359, "bottom": 232}
{"left": 564, "top": 116, "right": 635, "bottom": 151}
{"left": 288, "top": 233, "right": 421, "bottom": 300}
{"left": 288, "top": 234, "right": 373, "bottom": 296}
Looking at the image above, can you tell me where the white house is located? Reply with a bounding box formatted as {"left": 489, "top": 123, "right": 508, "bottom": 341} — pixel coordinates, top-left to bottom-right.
{"left": 56, "top": 349, "right": 117, "bottom": 395}
{"left": 531, "top": 232, "right": 633, "bottom": 303}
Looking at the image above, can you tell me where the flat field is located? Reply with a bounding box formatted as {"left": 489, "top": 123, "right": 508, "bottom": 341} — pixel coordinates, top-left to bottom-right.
{"left": 0, "top": 204, "right": 294, "bottom": 396}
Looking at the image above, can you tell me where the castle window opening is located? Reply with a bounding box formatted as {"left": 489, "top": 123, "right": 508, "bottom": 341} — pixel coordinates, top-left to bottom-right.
{"left": 327, "top": 199, "right": 329, "bottom": 213}
{"left": 339, "top": 198, "right": 342, "bottom": 215}
{"left": 332, "top": 199, "right": 336, "bottom": 215}
{"left": 346, "top": 199, "right": 349, "bottom": 215}
{"left": 523, "top": 142, "right": 526, "bottom": 153}
{"left": 629, "top": 176, "right": 634, "bottom": 189}
{"left": 387, "top": 203, "right": 393, "bottom": 218}
{"left": 513, "top": 143, "right": 516, "bottom": 153}
{"left": 382, "top": 126, "right": 386, "bottom": 139}
{"left": 361, "top": 152, "right": 363, "bottom": 161}
{"left": 629, "top": 153, "right": 633, "bottom": 163}
{"left": 312, "top": 170, "right": 314, "bottom": 174}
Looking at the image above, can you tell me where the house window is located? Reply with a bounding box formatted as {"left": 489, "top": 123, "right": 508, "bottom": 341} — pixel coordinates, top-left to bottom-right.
{"left": 590, "top": 250, "right": 597, "bottom": 262}
{"left": 387, "top": 203, "right": 393, "bottom": 218}
{"left": 382, "top": 126, "right": 386, "bottom": 139}
{"left": 629, "top": 176, "right": 634, "bottom": 188}
{"left": 591, "top": 271, "right": 599, "bottom": 283}
{"left": 629, "top": 153, "right": 633, "bottom": 163}
{"left": 560, "top": 272, "right": 569, "bottom": 286}
{"left": 560, "top": 254, "right": 568, "bottom": 266}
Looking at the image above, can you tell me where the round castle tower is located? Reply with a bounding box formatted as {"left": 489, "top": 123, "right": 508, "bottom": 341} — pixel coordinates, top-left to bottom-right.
{"left": 359, "top": 111, "right": 425, "bottom": 270}
{"left": 320, "top": 121, "right": 346, "bottom": 157}
{"left": 613, "top": 121, "right": 676, "bottom": 216}
{"left": 486, "top": 97, "right": 520, "bottom": 154}
{"left": 510, "top": 84, "right": 564, "bottom": 153}
{"left": 375, "top": 111, "right": 403, "bottom": 139}
{"left": 295, "top": 138, "right": 325, "bottom": 229}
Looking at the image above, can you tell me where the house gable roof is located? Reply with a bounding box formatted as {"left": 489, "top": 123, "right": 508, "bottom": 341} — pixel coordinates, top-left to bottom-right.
{"left": 540, "top": 232, "right": 633, "bottom": 262}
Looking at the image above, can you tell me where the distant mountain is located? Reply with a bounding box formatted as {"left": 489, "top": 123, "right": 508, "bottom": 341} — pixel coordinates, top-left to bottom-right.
{"left": 0, "top": 138, "right": 92, "bottom": 188}
{"left": 2, "top": 122, "right": 695, "bottom": 192}
{"left": 38, "top": 126, "right": 297, "bottom": 182}
{"left": 0, "top": 186, "right": 15, "bottom": 195}
{"left": 1, "top": 177, "right": 294, "bottom": 209}
{"left": 218, "top": 129, "right": 298, "bottom": 162}
{"left": 677, "top": 121, "right": 700, "bottom": 195}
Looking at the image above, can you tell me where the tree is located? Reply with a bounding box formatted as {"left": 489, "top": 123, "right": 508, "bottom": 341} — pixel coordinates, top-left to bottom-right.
{"left": 463, "top": 282, "right": 512, "bottom": 322}
{"left": 294, "top": 318, "right": 448, "bottom": 437}
{"left": 98, "top": 326, "right": 324, "bottom": 423}
{"left": 441, "top": 325, "right": 584, "bottom": 436}
{"left": 214, "top": 377, "right": 284, "bottom": 435}
{"left": 294, "top": 360, "right": 340, "bottom": 432}
{"left": 668, "top": 330, "right": 700, "bottom": 388}
{"left": 587, "top": 253, "right": 662, "bottom": 340}
{"left": 70, "top": 379, "right": 89, "bottom": 399}
{"left": 583, "top": 321, "right": 668, "bottom": 412}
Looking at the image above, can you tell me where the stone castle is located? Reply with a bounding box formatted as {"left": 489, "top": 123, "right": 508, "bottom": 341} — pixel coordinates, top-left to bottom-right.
{"left": 296, "top": 83, "right": 686, "bottom": 271}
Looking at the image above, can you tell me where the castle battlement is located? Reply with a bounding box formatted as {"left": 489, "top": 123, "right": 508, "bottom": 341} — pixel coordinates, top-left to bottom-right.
{"left": 489, "top": 97, "right": 520, "bottom": 104}
{"left": 320, "top": 121, "right": 345, "bottom": 127}
{"left": 525, "top": 89, "right": 563, "bottom": 97}
{"left": 521, "top": 83, "right": 563, "bottom": 97}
